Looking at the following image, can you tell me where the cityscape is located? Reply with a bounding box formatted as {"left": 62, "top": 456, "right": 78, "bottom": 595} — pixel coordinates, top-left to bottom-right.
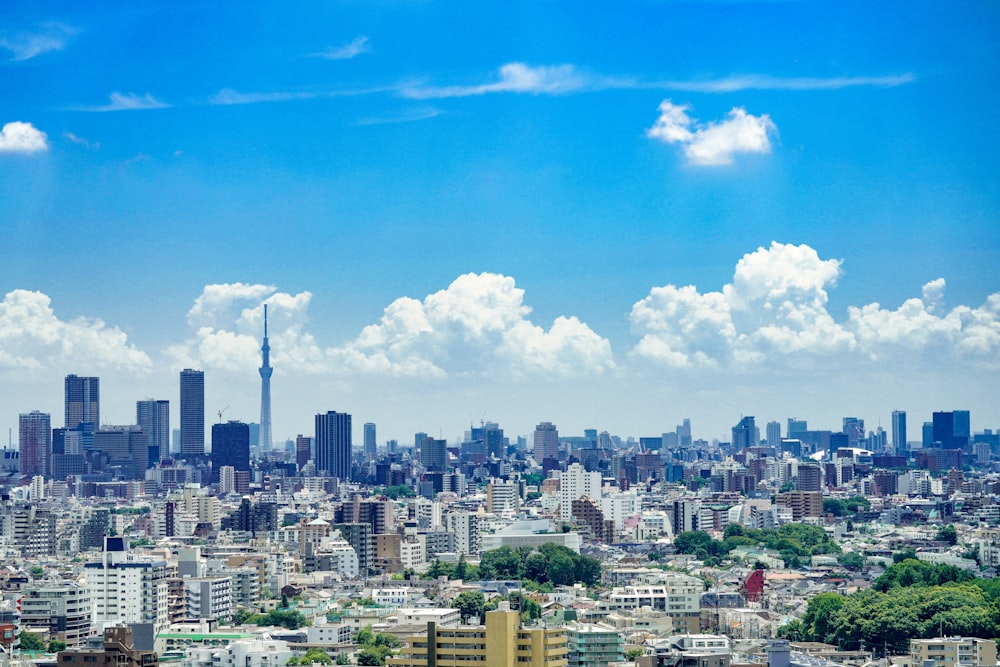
{"left": 1, "top": 3, "right": 999, "bottom": 667}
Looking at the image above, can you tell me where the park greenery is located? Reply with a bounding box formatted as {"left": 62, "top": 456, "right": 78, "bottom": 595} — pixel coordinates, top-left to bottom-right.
{"left": 450, "top": 590, "right": 542, "bottom": 623}
{"left": 234, "top": 607, "right": 310, "bottom": 630}
{"left": 778, "top": 559, "right": 1000, "bottom": 655}
{"left": 822, "top": 496, "right": 871, "bottom": 517}
{"left": 672, "top": 524, "right": 841, "bottom": 568}
{"left": 383, "top": 485, "right": 415, "bottom": 500}
{"left": 423, "top": 544, "right": 601, "bottom": 588}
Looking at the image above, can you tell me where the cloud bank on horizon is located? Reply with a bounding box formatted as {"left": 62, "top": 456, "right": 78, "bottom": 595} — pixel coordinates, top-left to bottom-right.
{"left": 2, "top": 243, "right": 997, "bottom": 384}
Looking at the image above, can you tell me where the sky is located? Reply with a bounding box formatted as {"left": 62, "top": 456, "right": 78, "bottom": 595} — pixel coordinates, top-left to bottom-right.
{"left": 1, "top": 1, "right": 998, "bottom": 447}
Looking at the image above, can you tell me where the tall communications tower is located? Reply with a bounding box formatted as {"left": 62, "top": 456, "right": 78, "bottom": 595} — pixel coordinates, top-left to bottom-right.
{"left": 259, "top": 304, "right": 273, "bottom": 452}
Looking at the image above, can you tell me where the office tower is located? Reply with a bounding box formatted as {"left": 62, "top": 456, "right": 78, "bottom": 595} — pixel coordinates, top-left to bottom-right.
{"left": 954, "top": 410, "right": 971, "bottom": 446}
{"left": 64, "top": 375, "right": 99, "bottom": 428}
{"left": 932, "top": 411, "right": 969, "bottom": 449}
{"left": 796, "top": 462, "right": 822, "bottom": 492}
{"left": 533, "top": 422, "right": 559, "bottom": 462}
{"left": 766, "top": 421, "right": 781, "bottom": 446}
{"left": 842, "top": 417, "right": 865, "bottom": 446}
{"left": 678, "top": 419, "right": 692, "bottom": 447}
{"left": 891, "top": 410, "right": 907, "bottom": 453}
{"left": 179, "top": 369, "right": 205, "bottom": 457}
{"left": 211, "top": 421, "right": 250, "bottom": 484}
{"left": 923, "top": 421, "right": 934, "bottom": 448}
{"left": 315, "top": 411, "right": 351, "bottom": 479}
{"left": 364, "top": 422, "right": 376, "bottom": 460}
{"left": 19, "top": 410, "right": 51, "bottom": 477}
{"left": 296, "top": 434, "right": 311, "bottom": 470}
{"left": 414, "top": 432, "right": 428, "bottom": 449}
{"left": 420, "top": 437, "right": 447, "bottom": 472}
{"left": 136, "top": 399, "right": 169, "bottom": 466}
{"left": 732, "top": 416, "right": 756, "bottom": 450}
{"left": 259, "top": 304, "right": 273, "bottom": 453}
{"left": 787, "top": 418, "right": 808, "bottom": 437}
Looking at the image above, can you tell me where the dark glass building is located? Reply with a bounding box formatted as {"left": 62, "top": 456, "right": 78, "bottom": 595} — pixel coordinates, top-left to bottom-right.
{"left": 211, "top": 421, "right": 250, "bottom": 483}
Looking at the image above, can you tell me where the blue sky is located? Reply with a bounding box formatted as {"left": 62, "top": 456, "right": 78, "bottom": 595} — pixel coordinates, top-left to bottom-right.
{"left": 1, "top": 1, "right": 998, "bottom": 446}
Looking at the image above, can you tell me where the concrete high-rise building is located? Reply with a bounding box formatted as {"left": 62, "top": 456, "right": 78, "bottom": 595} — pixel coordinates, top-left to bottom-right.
{"left": 843, "top": 417, "right": 865, "bottom": 446}
{"left": 19, "top": 583, "right": 92, "bottom": 647}
{"left": 211, "top": 421, "right": 250, "bottom": 484}
{"left": 19, "top": 410, "right": 51, "bottom": 478}
{"left": 892, "top": 410, "right": 907, "bottom": 453}
{"left": 732, "top": 416, "right": 756, "bottom": 450}
{"left": 85, "top": 537, "right": 169, "bottom": 635}
{"left": 787, "top": 418, "right": 808, "bottom": 437}
{"left": 364, "top": 422, "right": 376, "bottom": 460}
{"left": 559, "top": 462, "right": 602, "bottom": 522}
{"left": 420, "top": 437, "right": 447, "bottom": 472}
{"left": 472, "top": 422, "right": 505, "bottom": 459}
{"left": 765, "top": 421, "right": 781, "bottom": 446}
{"left": 179, "top": 369, "right": 205, "bottom": 457}
{"left": 64, "top": 375, "right": 99, "bottom": 429}
{"left": 258, "top": 304, "right": 273, "bottom": 452}
{"left": 295, "top": 434, "right": 311, "bottom": 470}
{"left": 136, "top": 399, "right": 169, "bottom": 466}
{"left": 533, "top": 422, "right": 559, "bottom": 462}
{"left": 315, "top": 411, "right": 351, "bottom": 479}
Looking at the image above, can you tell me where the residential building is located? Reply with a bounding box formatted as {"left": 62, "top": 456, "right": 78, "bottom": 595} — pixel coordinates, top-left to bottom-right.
{"left": 57, "top": 627, "right": 156, "bottom": 667}
{"left": 364, "top": 422, "right": 377, "bottom": 459}
{"left": 386, "top": 603, "right": 568, "bottom": 667}
{"left": 315, "top": 410, "right": 351, "bottom": 479}
{"left": 18, "top": 410, "right": 50, "bottom": 478}
{"left": 137, "top": 399, "right": 170, "bottom": 467}
{"left": 86, "top": 536, "right": 170, "bottom": 635}
{"left": 65, "top": 374, "right": 100, "bottom": 429}
{"left": 19, "top": 583, "right": 91, "bottom": 647}
{"left": 180, "top": 369, "right": 205, "bottom": 457}
{"left": 559, "top": 463, "right": 602, "bottom": 522}
{"left": 910, "top": 637, "right": 997, "bottom": 667}
{"left": 566, "top": 623, "right": 623, "bottom": 667}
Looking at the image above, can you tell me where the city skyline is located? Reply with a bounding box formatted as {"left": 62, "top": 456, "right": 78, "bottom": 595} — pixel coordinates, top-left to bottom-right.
{"left": 0, "top": 2, "right": 997, "bottom": 442}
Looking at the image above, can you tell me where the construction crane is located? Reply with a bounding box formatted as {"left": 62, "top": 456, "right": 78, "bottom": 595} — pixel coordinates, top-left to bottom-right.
{"left": 217, "top": 405, "right": 230, "bottom": 423}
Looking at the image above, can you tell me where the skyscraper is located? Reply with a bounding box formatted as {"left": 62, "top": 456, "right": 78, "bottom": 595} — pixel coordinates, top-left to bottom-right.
{"left": 533, "top": 422, "right": 559, "bottom": 462}
{"left": 364, "top": 422, "right": 376, "bottom": 460}
{"left": 765, "top": 421, "right": 781, "bottom": 446}
{"left": 420, "top": 437, "right": 447, "bottom": 472}
{"left": 19, "top": 410, "right": 51, "bottom": 477}
{"left": 891, "top": 410, "right": 907, "bottom": 453}
{"left": 315, "top": 411, "right": 351, "bottom": 479}
{"left": 732, "top": 416, "right": 756, "bottom": 450}
{"left": 137, "top": 399, "right": 169, "bottom": 466}
{"left": 259, "top": 304, "right": 273, "bottom": 452}
{"left": 64, "top": 375, "right": 99, "bottom": 428}
{"left": 295, "top": 434, "right": 312, "bottom": 470}
{"left": 180, "top": 369, "right": 205, "bottom": 457}
{"left": 211, "top": 421, "right": 250, "bottom": 484}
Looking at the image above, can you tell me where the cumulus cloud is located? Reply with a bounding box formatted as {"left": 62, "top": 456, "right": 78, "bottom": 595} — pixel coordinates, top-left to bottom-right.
{"left": 631, "top": 242, "right": 1000, "bottom": 371}
{"left": 76, "top": 92, "right": 168, "bottom": 112}
{"left": 313, "top": 36, "right": 370, "bottom": 60}
{"left": 0, "top": 23, "right": 78, "bottom": 61}
{"left": 0, "top": 121, "right": 48, "bottom": 153}
{"left": 171, "top": 275, "right": 615, "bottom": 380}
{"left": 647, "top": 100, "right": 776, "bottom": 165}
{"left": 0, "top": 290, "right": 152, "bottom": 374}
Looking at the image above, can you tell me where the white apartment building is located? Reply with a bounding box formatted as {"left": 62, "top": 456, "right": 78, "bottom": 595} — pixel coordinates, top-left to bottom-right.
{"left": 559, "top": 463, "right": 603, "bottom": 522}
{"left": 85, "top": 536, "right": 170, "bottom": 635}
{"left": 183, "top": 638, "right": 293, "bottom": 667}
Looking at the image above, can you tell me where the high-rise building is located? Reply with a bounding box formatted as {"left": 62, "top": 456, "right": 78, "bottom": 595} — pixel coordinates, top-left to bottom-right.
{"left": 64, "top": 375, "right": 99, "bottom": 429}
{"left": 259, "top": 305, "right": 273, "bottom": 453}
{"left": 295, "top": 434, "right": 312, "bottom": 470}
{"left": 765, "top": 421, "right": 781, "bottom": 446}
{"left": 787, "top": 418, "right": 808, "bottom": 437}
{"left": 843, "top": 417, "right": 865, "bottom": 447}
{"left": 364, "top": 422, "right": 376, "bottom": 460}
{"left": 892, "top": 410, "right": 907, "bottom": 453}
{"left": 420, "top": 437, "right": 447, "bottom": 472}
{"left": 533, "top": 422, "right": 559, "bottom": 462}
{"left": 315, "top": 411, "right": 351, "bottom": 479}
{"left": 136, "top": 399, "right": 169, "bottom": 467}
{"left": 19, "top": 410, "right": 51, "bottom": 478}
{"left": 211, "top": 421, "right": 250, "bottom": 484}
{"left": 471, "top": 422, "right": 505, "bottom": 459}
{"left": 732, "top": 416, "right": 756, "bottom": 450}
{"left": 86, "top": 537, "right": 169, "bottom": 635}
{"left": 678, "top": 418, "right": 692, "bottom": 447}
{"left": 180, "top": 369, "right": 205, "bottom": 457}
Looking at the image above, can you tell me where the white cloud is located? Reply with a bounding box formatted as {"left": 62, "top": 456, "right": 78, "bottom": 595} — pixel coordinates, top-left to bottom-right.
{"left": 0, "top": 23, "right": 78, "bottom": 61}
{"left": 401, "top": 63, "right": 596, "bottom": 99}
{"left": 0, "top": 121, "right": 48, "bottom": 153}
{"left": 209, "top": 88, "right": 319, "bottom": 106}
{"left": 63, "top": 131, "right": 99, "bottom": 150}
{"left": 0, "top": 290, "right": 151, "bottom": 374}
{"left": 647, "top": 100, "right": 776, "bottom": 166}
{"left": 171, "top": 275, "right": 615, "bottom": 380}
{"left": 313, "top": 36, "right": 370, "bottom": 60}
{"left": 653, "top": 73, "right": 915, "bottom": 93}
{"left": 631, "top": 242, "right": 1000, "bottom": 371}
{"left": 77, "top": 92, "right": 168, "bottom": 112}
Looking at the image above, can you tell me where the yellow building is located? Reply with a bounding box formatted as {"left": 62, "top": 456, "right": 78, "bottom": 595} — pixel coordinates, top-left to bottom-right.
{"left": 910, "top": 637, "right": 997, "bottom": 667}
{"left": 386, "top": 603, "right": 568, "bottom": 667}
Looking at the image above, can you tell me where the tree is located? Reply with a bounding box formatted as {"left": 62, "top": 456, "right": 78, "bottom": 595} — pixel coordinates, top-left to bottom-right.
{"left": 335, "top": 653, "right": 350, "bottom": 665}
{"left": 454, "top": 554, "right": 468, "bottom": 580}
{"left": 626, "top": 648, "right": 644, "bottom": 661}
{"left": 838, "top": 552, "right": 866, "bottom": 571}
{"left": 453, "top": 591, "right": 485, "bottom": 622}
{"left": 479, "top": 547, "right": 521, "bottom": 580}
{"left": 18, "top": 632, "right": 44, "bottom": 651}
{"left": 356, "top": 648, "right": 385, "bottom": 666}
{"left": 48, "top": 640, "right": 67, "bottom": 653}
{"left": 354, "top": 626, "right": 374, "bottom": 646}
{"left": 801, "top": 592, "right": 845, "bottom": 643}
{"left": 384, "top": 485, "right": 415, "bottom": 500}
{"left": 937, "top": 524, "right": 959, "bottom": 546}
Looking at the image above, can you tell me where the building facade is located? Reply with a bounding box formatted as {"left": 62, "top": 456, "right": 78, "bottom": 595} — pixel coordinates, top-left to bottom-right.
{"left": 180, "top": 369, "right": 205, "bottom": 457}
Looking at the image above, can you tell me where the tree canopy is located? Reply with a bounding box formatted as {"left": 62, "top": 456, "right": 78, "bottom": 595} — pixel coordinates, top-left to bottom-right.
{"left": 477, "top": 544, "right": 601, "bottom": 587}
